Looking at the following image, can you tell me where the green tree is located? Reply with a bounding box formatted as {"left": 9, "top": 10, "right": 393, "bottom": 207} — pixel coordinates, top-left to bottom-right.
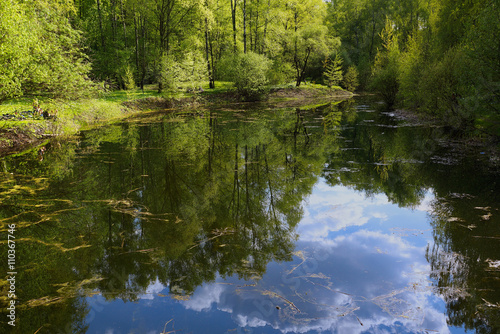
{"left": 158, "top": 51, "right": 207, "bottom": 92}
{"left": 0, "top": 0, "right": 94, "bottom": 101}
{"left": 323, "top": 54, "right": 343, "bottom": 88}
{"left": 0, "top": 0, "right": 30, "bottom": 101}
{"left": 219, "top": 52, "right": 270, "bottom": 101}
{"left": 342, "top": 65, "right": 359, "bottom": 92}
{"left": 370, "top": 18, "right": 400, "bottom": 107}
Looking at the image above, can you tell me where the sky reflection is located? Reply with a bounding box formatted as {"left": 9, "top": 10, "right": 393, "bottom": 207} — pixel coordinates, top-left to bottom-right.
{"left": 86, "top": 180, "right": 458, "bottom": 334}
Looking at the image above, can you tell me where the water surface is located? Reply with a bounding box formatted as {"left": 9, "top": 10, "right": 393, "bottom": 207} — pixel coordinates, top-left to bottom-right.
{"left": 1, "top": 97, "right": 499, "bottom": 333}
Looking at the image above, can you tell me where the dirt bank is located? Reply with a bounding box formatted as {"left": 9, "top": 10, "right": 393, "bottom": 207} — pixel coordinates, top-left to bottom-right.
{"left": 0, "top": 87, "right": 352, "bottom": 157}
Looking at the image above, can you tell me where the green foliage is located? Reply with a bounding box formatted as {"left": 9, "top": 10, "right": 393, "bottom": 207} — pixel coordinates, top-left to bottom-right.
{"left": 0, "top": 0, "right": 95, "bottom": 101}
{"left": 158, "top": 54, "right": 183, "bottom": 92}
{"left": 342, "top": 66, "right": 359, "bottom": 92}
{"left": 397, "top": 32, "right": 427, "bottom": 110}
{"left": 181, "top": 52, "right": 209, "bottom": 91}
{"left": 397, "top": 1, "right": 499, "bottom": 133}
{"left": 462, "top": 1, "right": 500, "bottom": 134}
{"left": 219, "top": 52, "right": 271, "bottom": 101}
{"left": 0, "top": 1, "right": 28, "bottom": 101}
{"left": 268, "top": 61, "right": 295, "bottom": 86}
{"left": 327, "top": 0, "right": 499, "bottom": 135}
{"left": 0, "top": 0, "right": 496, "bottom": 137}
{"left": 323, "top": 54, "right": 343, "bottom": 88}
{"left": 417, "top": 46, "right": 476, "bottom": 129}
{"left": 292, "top": 24, "right": 333, "bottom": 87}
{"left": 159, "top": 52, "right": 207, "bottom": 93}
{"left": 122, "top": 66, "right": 136, "bottom": 91}
{"left": 369, "top": 19, "right": 400, "bottom": 107}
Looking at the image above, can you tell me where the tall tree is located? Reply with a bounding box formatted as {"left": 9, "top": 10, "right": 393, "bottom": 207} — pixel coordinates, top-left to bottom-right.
{"left": 0, "top": 0, "right": 94, "bottom": 101}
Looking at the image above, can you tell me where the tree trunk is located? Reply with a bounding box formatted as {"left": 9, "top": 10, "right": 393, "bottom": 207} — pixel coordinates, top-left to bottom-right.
{"left": 97, "top": 0, "right": 105, "bottom": 50}
{"left": 262, "top": 0, "right": 270, "bottom": 54}
{"left": 134, "top": 13, "right": 140, "bottom": 72}
{"left": 111, "top": 0, "right": 117, "bottom": 42}
{"left": 295, "top": 48, "right": 311, "bottom": 87}
{"left": 231, "top": 0, "right": 238, "bottom": 52}
{"left": 369, "top": 9, "right": 376, "bottom": 59}
{"left": 254, "top": 0, "right": 260, "bottom": 53}
{"left": 141, "top": 16, "right": 147, "bottom": 91}
{"left": 205, "top": 18, "right": 215, "bottom": 88}
{"left": 243, "top": 0, "right": 247, "bottom": 53}
{"left": 120, "top": 0, "right": 127, "bottom": 47}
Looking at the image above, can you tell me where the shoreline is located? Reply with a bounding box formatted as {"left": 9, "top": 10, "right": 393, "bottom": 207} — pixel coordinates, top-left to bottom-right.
{"left": 0, "top": 87, "right": 352, "bottom": 157}
{"left": 2, "top": 88, "right": 497, "bottom": 159}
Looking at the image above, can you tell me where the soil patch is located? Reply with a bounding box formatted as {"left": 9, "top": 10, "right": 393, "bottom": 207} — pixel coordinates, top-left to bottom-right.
{"left": 0, "top": 126, "right": 46, "bottom": 157}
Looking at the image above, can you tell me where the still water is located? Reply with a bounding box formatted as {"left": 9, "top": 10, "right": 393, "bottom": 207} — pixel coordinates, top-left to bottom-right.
{"left": 1, "top": 97, "right": 499, "bottom": 333}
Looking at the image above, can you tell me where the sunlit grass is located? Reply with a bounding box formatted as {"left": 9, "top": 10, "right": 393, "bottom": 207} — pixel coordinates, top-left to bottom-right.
{"left": 0, "top": 96, "right": 37, "bottom": 117}
{"left": 0, "top": 80, "right": 345, "bottom": 146}
{"left": 101, "top": 85, "right": 162, "bottom": 102}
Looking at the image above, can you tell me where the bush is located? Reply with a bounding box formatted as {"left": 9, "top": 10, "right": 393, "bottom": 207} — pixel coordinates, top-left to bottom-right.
{"left": 268, "top": 60, "right": 294, "bottom": 86}
{"left": 397, "top": 33, "right": 426, "bottom": 110}
{"left": 342, "top": 66, "right": 359, "bottom": 92}
{"left": 158, "top": 54, "right": 183, "bottom": 92}
{"left": 369, "top": 19, "right": 400, "bottom": 107}
{"left": 418, "top": 47, "right": 476, "bottom": 130}
{"left": 323, "top": 54, "right": 343, "bottom": 88}
{"left": 158, "top": 52, "right": 207, "bottom": 93}
{"left": 219, "top": 52, "right": 271, "bottom": 101}
{"left": 122, "top": 66, "right": 136, "bottom": 91}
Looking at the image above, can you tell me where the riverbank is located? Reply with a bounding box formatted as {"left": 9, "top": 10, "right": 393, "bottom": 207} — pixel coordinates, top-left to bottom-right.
{"left": 0, "top": 84, "right": 352, "bottom": 157}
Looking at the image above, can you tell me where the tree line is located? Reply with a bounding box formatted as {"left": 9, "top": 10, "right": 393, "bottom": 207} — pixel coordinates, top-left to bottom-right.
{"left": 0, "top": 0, "right": 498, "bottom": 132}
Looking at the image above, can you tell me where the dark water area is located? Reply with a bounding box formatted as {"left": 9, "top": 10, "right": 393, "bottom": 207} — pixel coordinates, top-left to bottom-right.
{"left": 1, "top": 97, "right": 499, "bottom": 333}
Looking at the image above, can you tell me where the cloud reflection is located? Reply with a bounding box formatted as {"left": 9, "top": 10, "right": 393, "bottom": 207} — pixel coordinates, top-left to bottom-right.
{"left": 107, "top": 182, "right": 446, "bottom": 333}
{"left": 298, "top": 183, "right": 434, "bottom": 242}
{"left": 298, "top": 184, "right": 390, "bottom": 241}
{"left": 180, "top": 228, "right": 450, "bottom": 333}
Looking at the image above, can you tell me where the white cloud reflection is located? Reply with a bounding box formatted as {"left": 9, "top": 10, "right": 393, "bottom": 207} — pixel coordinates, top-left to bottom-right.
{"left": 138, "top": 278, "right": 164, "bottom": 300}
{"left": 178, "top": 183, "right": 447, "bottom": 333}
{"left": 298, "top": 182, "right": 434, "bottom": 242}
{"left": 179, "top": 229, "right": 449, "bottom": 333}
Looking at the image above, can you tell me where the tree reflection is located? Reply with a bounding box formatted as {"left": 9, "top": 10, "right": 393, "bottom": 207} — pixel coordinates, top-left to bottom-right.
{"left": 0, "top": 104, "right": 339, "bottom": 332}
{"left": 321, "top": 98, "right": 500, "bottom": 333}
{"left": 425, "top": 185, "right": 500, "bottom": 333}
{"left": 1, "top": 98, "right": 499, "bottom": 333}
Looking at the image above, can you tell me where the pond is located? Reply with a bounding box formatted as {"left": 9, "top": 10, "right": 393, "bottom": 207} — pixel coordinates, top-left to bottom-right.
{"left": 1, "top": 97, "right": 499, "bottom": 333}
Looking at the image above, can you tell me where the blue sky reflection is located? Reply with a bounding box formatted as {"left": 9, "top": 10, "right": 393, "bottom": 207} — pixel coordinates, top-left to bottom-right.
{"left": 86, "top": 180, "right": 460, "bottom": 334}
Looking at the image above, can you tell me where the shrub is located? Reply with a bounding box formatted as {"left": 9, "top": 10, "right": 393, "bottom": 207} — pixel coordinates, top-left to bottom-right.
{"left": 158, "top": 54, "right": 183, "bottom": 92}
{"left": 268, "top": 60, "right": 294, "bottom": 86}
{"left": 158, "top": 52, "right": 207, "bottom": 93}
{"left": 323, "top": 54, "right": 343, "bottom": 88}
{"left": 369, "top": 19, "right": 400, "bottom": 107}
{"left": 342, "top": 66, "right": 359, "bottom": 92}
{"left": 219, "top": 52, "right": 271, "bottom": 101}
{"left": 122, "top": 66, "right": 136, "bottom": 91}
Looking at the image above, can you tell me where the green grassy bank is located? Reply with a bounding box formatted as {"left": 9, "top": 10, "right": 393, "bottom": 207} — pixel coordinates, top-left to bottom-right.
{"left": 0, "top": 83, "right": 351, "bottom": 156}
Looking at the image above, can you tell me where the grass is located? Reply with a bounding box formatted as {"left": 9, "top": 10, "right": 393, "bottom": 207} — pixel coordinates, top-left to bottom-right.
{"left": 101, "top": 85, "right": 162, "bottom": 102}
{"left": 0, "top": 80, "right": 349, "bottom": 155}
{"left": 0, "top": 97, "right": 36, "bottom": 114}
{"left": 0, "top": 81, "right": 340, "bottom": 121}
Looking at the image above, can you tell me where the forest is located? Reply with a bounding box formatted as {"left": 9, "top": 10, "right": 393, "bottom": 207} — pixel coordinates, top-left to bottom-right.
{"left": 0, "top": 0, "right": 499, "bottom": 134}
